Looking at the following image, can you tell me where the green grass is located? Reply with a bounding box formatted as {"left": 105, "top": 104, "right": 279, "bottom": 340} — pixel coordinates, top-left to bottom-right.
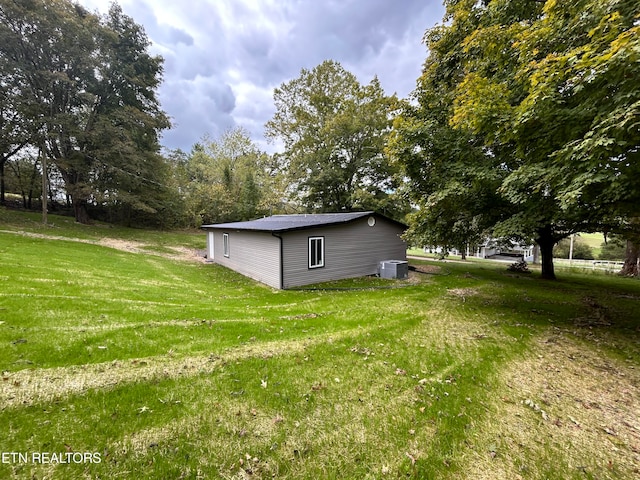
{"left": 1, "top": 208, "right": 639, "bottom": 479}
{"left": 0, "top": 207, "right": 204, "bottom": 249}
{"left": 577, "top": 232, "right": 605, "bottom": 249}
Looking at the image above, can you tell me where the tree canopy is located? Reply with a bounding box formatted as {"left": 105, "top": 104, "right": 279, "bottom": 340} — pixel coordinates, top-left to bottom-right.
{"left": 390, "top": 0, "right": 640, "bottom": 279}
{"left": 174, "top": 127, "right": 275, "bottom": 226}
{"left": 265, "top": 60, "right": 407, "bottom": 219}
{"left": 0, "top": 0, "right": 169, "bottom": 223}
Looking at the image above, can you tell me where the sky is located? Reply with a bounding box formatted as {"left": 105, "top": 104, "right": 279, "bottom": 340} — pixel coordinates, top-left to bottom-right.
{"left": 77, "top": 0, "right": 446, "bottom": 154}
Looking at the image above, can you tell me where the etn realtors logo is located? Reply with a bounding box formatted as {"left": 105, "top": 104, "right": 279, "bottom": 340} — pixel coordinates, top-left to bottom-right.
{"left": 1, "top": 451, "right": 102, "bottom": 464}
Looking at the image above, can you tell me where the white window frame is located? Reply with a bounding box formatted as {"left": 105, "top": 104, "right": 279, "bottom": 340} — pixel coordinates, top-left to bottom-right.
{"left": 223, "top": 233, "right": 230, "bottom": 257}
{"left": 308, "top": 236, "right": 324, "bottom": 269}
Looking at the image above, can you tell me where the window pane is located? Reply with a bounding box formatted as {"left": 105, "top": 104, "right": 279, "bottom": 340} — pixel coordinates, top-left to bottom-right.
{"left": 311, "top": 240, "right": 317, "bottom": 266}
{"left": 309, "top": 237, "right": 323, "bottom": 268}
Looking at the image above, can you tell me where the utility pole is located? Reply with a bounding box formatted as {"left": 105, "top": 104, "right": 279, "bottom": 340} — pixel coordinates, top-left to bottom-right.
{"left": 569, "top": 234, "right": 575, "bottom": 265}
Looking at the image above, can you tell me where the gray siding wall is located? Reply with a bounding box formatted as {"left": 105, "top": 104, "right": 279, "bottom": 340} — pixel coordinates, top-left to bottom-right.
{"left": 210, "top": 230, "right": 281, "bottom": 289}
{"left": 281, "top": 216, "right": 406, "bottom": 289}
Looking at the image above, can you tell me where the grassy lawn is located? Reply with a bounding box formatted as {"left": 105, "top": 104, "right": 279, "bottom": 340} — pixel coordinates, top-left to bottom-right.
{"left": 577, "top": 232, "right": 606, "bottom": 249}
{"left": 1, "top": 209, "right": 639, "bottom": 479}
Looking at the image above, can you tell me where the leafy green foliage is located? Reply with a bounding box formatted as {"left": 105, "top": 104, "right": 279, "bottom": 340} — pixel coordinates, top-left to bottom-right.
{"left": 599, "top": 234, "right": 627, "bottom": 260}
{"left": 265, "top": 60, "right": 407, "bottom": 218}
{"left": 0, "top": 0, "right": 169, "bottom": 223}
{"left": 178, "top": 128, "right": 275, "bottom": 226}
{"left": 3, "top": 153, "right": 41, "bottom": 209}
{"left": 391, "top": 0, "right": 640, "bottom": 279}
{"left": 553, "top": 237, "right": 595, "bottom": 260}
{"left": 598, "top": 237, "right": 626, "bottom": 260}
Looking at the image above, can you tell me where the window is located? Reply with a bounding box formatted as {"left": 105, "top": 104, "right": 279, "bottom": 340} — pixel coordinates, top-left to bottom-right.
{"left": 308, "top": 236, "right": 324, "bottom": 268}
{"left": 223, "top": 233, "right": 230, "bottom": 257}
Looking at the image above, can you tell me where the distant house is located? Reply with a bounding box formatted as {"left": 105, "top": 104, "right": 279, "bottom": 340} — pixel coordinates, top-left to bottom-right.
{"left": 421, "top": 239, "right": 536, "bottom": 262}
{"left": 202, "top": 212, "right": 407, "bottom": 289}
{"left": 475, "top": 239, "right": 535, "bottom": 262}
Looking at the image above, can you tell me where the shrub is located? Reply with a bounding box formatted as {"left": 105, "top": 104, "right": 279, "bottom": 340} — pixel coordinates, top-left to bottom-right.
{"left": 599, "top": 235, "right": 626, "bottom": 261}
{"left": 553, "top": 237, "right": 594, "bottom": 259}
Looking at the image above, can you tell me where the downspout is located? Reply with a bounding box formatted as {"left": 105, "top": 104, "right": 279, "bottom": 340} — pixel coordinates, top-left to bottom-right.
{"left": 272, "top": 232, "right": 284, "bottom": 289}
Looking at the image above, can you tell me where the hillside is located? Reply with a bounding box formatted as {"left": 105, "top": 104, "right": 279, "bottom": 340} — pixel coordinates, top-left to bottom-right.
{"left": 1, "top": 208, "right": 639, "bottom": 479}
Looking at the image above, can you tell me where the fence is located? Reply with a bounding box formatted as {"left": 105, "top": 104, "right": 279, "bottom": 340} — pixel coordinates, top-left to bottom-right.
{"left": 553, "top": 258, "right": 624, "bottom": 272}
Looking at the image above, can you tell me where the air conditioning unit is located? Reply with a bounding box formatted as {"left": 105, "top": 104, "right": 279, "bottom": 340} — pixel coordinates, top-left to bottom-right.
{"left": 379, "top": 260, "right": 408, "bottom": 279}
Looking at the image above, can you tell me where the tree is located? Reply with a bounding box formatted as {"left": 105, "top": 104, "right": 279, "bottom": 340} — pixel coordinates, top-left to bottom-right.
{"left": 391, "top": 0, "right": 640, "bottom": 279}
{"left": 5, "top": 152, "right": 41, "bottom": 209}
{"left": 265, "top": 60, "right": 406, "bottom": 218}
{"left": 621, "top": 238, "right": 640, "bottom": 276}
{"left": 599, "top": 234, "right": 626, "bottom": 261}
{"left": 504, "top": 0, "right": 640, "bottom": 277}
{"left": 0, "top": 0, "right": 169, "bottom": 223}
{"left": 619, "top": 219, "right": 640, "bottom": 276}
{"left": 182, "top": 128, "right": 272, "bottom": 226}
{"left": 553, "top": 237, "right": 595, "bottom": 260}
{"left": 0, "top": 78, "right": 30, "bottom": 205}
{"left": 388, "top": 92, "right": 512, "bottom": 262}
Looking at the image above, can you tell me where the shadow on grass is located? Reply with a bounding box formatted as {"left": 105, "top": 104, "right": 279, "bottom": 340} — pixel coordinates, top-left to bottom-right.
{"left": 410, "top": 258, "right": 640, "bottom": 362}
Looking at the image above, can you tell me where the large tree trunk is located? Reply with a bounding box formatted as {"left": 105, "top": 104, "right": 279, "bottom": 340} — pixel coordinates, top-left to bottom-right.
{"left": 73, "top": 198, "right": 91, "bottom": 224}
{"left": 535, "top": 225, "right": 556, "bottom": 280}
{"left": 620, "top": 240, "right": 639, "bottom": 276}
{"left": 58, "top": 165, "right": 92, "bottom": 224}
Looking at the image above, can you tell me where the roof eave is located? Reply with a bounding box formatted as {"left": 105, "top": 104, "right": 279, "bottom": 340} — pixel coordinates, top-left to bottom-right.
{"left": 201, "top": 211, "right": 407, "bottom": 233}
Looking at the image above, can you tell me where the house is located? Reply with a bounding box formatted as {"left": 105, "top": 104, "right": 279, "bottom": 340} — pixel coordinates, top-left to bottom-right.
{"left": 202, "top": 212, "right": 407, "bottom": 289}
{"left": 422, "top": 238, "right": 536, "bottom": 262}
{"left": 475, "top": 239, "right": 536, "bottom": 262}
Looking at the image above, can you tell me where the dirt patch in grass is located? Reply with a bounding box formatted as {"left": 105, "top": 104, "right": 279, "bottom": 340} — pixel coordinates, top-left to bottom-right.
{"left": 412, "top": 264, "right": 443, "bottom": 275}
{"left": 96, "top": 237, "right": 148, "bottom": 253}
{"left": 97, "top": 238, "right": 204, "bottom": 263}
{"left": 573, "top": 295, "right": 613, "bottom": 327}
{"left": 446, "top": 288, "right": 480, "bottom": 300}
{"left": 413, "top": 298, "right": 512, "bottom": 351}
{"left": 456, "top": 332, "right": 640, "bottom": 480}
{"left": 0, "top": 328, "right": 376, "bottom": 408}
{"left": 0, "top": 230, "right": 204, "bottom": 263}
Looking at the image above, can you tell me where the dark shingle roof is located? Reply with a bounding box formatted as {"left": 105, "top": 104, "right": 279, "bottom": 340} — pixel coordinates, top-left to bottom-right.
{"left": 202, "top": 211, "right": 405, "bottom": 233}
